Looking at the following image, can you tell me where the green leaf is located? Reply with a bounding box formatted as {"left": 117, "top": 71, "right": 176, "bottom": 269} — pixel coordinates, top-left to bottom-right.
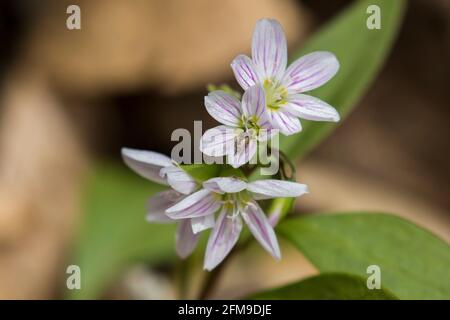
{"left": 180, "top": 163, "right": 246, "bottom": 182}
{"left": 67, "top": 163, "right": 176, "bottom": 299}
{"left": 250, "top": 273, "right": 396, "bottom": 300}
{"left": 277, "top": 213, "right": 450, "bottom": 299}
{"left": 280, "top": 0, "right": 406, "bottom": 159}
{"left": 180, "top": 163, "right": 222, "bottom": 182}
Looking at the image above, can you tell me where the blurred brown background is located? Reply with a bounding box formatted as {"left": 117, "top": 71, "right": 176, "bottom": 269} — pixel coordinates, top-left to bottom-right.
{"left": 0, "top": 0, "right": 448, "bottom": 299}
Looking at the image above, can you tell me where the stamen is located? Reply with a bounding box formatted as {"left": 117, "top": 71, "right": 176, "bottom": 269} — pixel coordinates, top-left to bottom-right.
{"left": 225, "top": 194, "right": 240, "bottom": 220}
{"left": 263, "top": 79, "right": 288, "bottom": 112}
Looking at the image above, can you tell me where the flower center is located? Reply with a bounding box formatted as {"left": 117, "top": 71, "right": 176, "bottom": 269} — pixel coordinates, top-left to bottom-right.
{"left": 240, "top": 114, "right": 261, "bottom": 133}
{"left": 221, "top": 192, "right": 252, "bottom": 220}
{"left": 263, "top": 79, "right": 288, "bottom": 112}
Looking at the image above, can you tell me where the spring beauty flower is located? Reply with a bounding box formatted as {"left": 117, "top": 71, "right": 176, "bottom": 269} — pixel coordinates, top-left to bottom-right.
{"left": 165, "top": 176, "right": 309, "bottom": 270}
{"left": 121, "top": 148, "right": 213, "bottom": 258}
{"left": 200, "top": 85, "right": 274, "bottom": 168}
{"left": 231, "top": 18, "right": 340, "bottom": 136}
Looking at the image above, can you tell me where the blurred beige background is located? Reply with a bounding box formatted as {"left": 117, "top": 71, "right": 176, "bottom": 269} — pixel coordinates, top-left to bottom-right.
{"left": 0, "top": 0, "right": 448, "bottom": 299}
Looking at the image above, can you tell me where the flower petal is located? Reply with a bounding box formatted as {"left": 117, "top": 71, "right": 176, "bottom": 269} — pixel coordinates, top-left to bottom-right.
{"left": 269, "top": 109, "right": 302, "bottom": 136}
{"left": 191, "top": 215, "right": 215, "bottom": 234}
{"left": 256, "top": 128, "right": 278, "bottom": 142}
{"left": 241, "top": 202, "right": 281, "bottom": 260}
{"left": 176, "top": 220, "right": 199, "bottom": 259}
{"left": 200, "top": 125, "right": 238, "bottom": 157}
{"left": 146, "top": 190, "right": 183, "bottom": 223}
{"left": 284, "top": 94, "right": 340, "bottom": 122}
{"left": 247, "top": 179, "right": 309, "bottom": 200}
{"left": 227, "top": 135, "right": 257, "bottom": 168}
{"left": 252, "top": 18, "right": 287, "bottom": 81}
{"left": 203, "top": 177, "right": 247, "bottom": 194}
{"left": 242, "top": 85, "right": 270, "bottom": 128}
{"left": 231, "top": 54, "right": 260, "bottom": 90}
{"left": 281, "top": 51, "right": 339, "bottom": 93}
{"left": 121, "top": 148, "right": 172, "bottom": 184}
{"left": 160, "top": 166, "right": 197, "bottom": 195}
{"left": 204, "top": 91, "right": 242, "bottom": 127}
{"left": 204, "top": 209, "right": 243, "bottom": 271}
{"left": 166, "top": 189, "right": 221, "bottom": 219}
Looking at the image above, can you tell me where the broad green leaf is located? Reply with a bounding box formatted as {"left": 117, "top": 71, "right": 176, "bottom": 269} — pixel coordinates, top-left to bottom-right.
{"left": 280, "top": 0, "right": 406, "bottom": 158}
{"left": 250, "top": 273, "right": 396, "bottom": 300}
{"left": 67, "top": 163, "right": 176, "bottom": 299}
{"left": 277, "top": 213, "right": 450, "bottom": 299}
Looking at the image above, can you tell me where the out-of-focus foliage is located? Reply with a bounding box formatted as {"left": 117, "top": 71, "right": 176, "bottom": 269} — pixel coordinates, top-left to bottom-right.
{"left": 263, "top": 0, "right": 406, "bottom": 220}
{"left": 249, "top": 273, "right": 396, "bottom": 300}
{"left": 68, "top": 164, "right": 176, "bottom": 299}
{"left": 279, "top": 0, "right": 406, "bottom": 158}
{"left": 278, "top": 213, "right": 450, "bottom": 299}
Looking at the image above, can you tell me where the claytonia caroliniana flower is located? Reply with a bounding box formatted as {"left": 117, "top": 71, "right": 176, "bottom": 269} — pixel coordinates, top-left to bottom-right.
{"left": 122, "top": 148, "right": 309, "bottom": 270}
{"left": 231, "top": 18, "right": 340, "bottom": 136}
{"left": 165, "top": 176, "right": 309, "bottom": 270}
{"left": 119, "top": 18, "right": 340, "bottom": 272}
{"left": 121, "top": 148, "right": 211, "bottom": 258}
{"left": 200, "top": 85, "right": 274, "bottom": 168}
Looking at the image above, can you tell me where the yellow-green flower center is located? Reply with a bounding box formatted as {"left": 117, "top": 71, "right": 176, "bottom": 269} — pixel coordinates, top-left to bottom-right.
{"left": 263, "top": 78, "right": 288, "bottom": 112}
{"left": 240, "top": 114, "right": 261, "bottom": 132}
{"left": 220, "top": 191, "right": 252, "bottom": 219}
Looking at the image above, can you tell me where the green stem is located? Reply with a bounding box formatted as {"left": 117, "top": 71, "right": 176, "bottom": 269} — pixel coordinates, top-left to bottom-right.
{"left": 197, "top": 237, "right": 252, "bottom": 299}
{"left": 177, "top": 258, "right": 190, "bottom": 299}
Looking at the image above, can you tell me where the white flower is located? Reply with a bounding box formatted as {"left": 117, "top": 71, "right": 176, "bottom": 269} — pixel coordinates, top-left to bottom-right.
{"left": 200, "top": 85, "right": 275, "bottom": 168}
{"left": 231, "top": 18, "right": 340, "bottom": 136}
{"left": 165, "top": 176, "right": 309, "bottom": 270}
{"left": 121, "top": 147, "right": 211, "bottom": 258}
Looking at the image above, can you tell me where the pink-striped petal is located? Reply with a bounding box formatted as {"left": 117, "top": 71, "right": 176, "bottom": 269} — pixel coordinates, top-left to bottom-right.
{"left": 176, "top": 220, "right": 199, "bottom": 259}
{"left": 204, "top": 91, "right": 242, "bottom": 127}
{"left": 203, "top": 177, "right": 247, "bottom": 194}
{"left": 200, "top": 125, "right": 238, "bottom": 157}
{"left": 256, "top": 128, "right": 278, "bottom": 142}
{"left": 241, "top": 202, "right": 281, "bottom": 260}
{"left": 121, "top": 148, "right": 172, "bottom": 184}
{"left": 160, "top": 166, "right": 197, "bottom": 195}
{"left": 146, "top": 190, "right": 183, "bottom": 223}
{"left": 191, "top": 215, "right": 215, "bottom": 234}
{"left": 204, "top": 209, "right": 243, "bottom": 271}
{"left": 247, "top": 179, "right": 309, "bottom": 200}
{"left": 242, "top": 85, "right": 269, "bottom": 127}
{"left": 231, "top": 55, "right": 260, "bottom": 90}
{"left": 269, "top": 109, "right": 302, "bottom": 136}
{"left": 284, "top": 94, "right": 340, "bottom": 122}
{"left": 281, "top": 51, "right": 339, "bottom": 93}
{"left": 252, "top": 18, "right": 287, "bottom": 82}
{"left": 268, "top": 210, "right": 281, "bottom": 227}
{"left": 166, "top": 189, "right": 221, "bottom": 219}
